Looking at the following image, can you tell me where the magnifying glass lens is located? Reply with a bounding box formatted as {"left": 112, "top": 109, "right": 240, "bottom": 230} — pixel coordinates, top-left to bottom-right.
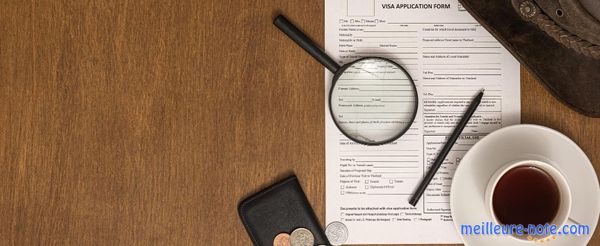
{"left": 330, "top": 58, "right": 417, "bottom": 144}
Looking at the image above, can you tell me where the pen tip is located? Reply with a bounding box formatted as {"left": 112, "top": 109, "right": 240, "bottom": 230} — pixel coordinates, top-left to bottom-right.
{"left": 480, "top": 88, "right": 485, "bottom": 94}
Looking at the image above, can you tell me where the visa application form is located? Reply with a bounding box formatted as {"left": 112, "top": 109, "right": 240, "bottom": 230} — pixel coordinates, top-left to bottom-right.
{"left": 325, "top": 0, "right": 520, "bottom": 244}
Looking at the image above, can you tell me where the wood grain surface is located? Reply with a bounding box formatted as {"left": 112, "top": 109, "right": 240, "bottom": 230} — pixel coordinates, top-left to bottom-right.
{"left": 0, "top": 0, "right": 598, "bottom": 245}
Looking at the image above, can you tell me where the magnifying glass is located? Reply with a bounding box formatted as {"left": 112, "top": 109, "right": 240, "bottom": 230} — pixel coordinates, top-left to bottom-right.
{"left": 274, "top": 15, "right": 418, "bottom": 145}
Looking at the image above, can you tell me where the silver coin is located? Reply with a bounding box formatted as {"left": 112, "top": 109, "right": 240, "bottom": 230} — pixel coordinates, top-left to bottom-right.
{"left": 290, "top": 228, "right": 314, "bottom": 246}
{"left": 325, "top": 221, "right": 348, "bottom": 245}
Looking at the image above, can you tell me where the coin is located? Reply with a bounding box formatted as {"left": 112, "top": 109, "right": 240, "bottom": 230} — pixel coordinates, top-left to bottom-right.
{"left": 325, "top": 221, "right": 348, "bottom": 245}
{"left": 290, "top": 228, "right": 314, "bottom": 246}
{"left": 273, "top": 233, "right": 291, "bottom": 246}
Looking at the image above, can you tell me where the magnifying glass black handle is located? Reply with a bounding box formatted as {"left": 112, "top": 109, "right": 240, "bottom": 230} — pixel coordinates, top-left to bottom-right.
{"left": 273, "top": 15, "right": 340, "bottom": 73}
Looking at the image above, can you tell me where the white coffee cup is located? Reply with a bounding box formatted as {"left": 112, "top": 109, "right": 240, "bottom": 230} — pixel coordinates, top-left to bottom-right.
{"left": 484, "top": 159, "right": 572, "bottom": 241}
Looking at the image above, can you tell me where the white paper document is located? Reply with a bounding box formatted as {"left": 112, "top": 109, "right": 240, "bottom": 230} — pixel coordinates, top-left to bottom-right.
{"left": 325, "top": 0, "right": 521, "bottom": 244}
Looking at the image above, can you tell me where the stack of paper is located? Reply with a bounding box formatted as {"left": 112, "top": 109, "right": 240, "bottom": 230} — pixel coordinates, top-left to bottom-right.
{"left": 324, "top": 0, "right": 520, "bottom": 244}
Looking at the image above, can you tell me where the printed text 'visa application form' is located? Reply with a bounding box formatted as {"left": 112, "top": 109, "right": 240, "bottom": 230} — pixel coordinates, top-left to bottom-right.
{"left": 325, "top": 0, "right": 520, "bottom": 244}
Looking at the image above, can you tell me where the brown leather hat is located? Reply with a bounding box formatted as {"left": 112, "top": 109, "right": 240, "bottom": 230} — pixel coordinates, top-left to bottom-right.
{"left": 460, "top": 0, "right": 600, "bottom": 117}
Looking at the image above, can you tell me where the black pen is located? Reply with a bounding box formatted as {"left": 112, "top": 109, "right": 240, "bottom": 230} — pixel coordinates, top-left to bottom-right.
{"left": 409, "top": 89, "right": 485, "bottom": 207}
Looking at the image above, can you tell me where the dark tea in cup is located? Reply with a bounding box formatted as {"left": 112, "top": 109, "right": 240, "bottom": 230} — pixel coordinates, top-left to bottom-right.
{"left": 485, "top": 159, "right": 572, "bottom": 240}
{"left": 492, "top": 165, "right": 560, "bottom": 227}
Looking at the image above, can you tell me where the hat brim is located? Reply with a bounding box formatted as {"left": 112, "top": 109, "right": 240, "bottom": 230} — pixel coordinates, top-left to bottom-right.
{"left": 460, "top": 0, "right": 600, "bottom": 117}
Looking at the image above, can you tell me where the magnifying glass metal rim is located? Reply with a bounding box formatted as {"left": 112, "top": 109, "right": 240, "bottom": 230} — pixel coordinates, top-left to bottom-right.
{"left": 328, "top": 56, "right": 419, "bottom": 146}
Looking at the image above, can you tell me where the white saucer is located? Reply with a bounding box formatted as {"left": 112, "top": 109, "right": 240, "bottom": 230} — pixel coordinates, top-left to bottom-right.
{"left": 451, "top": 124, "right": 600, "bottom": 245}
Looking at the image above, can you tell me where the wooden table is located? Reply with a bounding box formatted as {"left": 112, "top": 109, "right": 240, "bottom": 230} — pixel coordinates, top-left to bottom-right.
{"left": 1, "top": 1, "right": 598, "bottom": 245}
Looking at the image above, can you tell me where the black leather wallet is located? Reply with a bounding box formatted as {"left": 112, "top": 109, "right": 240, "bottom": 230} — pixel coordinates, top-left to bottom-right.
{"left": 238, "top": 175, "right": 330, "bottom": 246}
